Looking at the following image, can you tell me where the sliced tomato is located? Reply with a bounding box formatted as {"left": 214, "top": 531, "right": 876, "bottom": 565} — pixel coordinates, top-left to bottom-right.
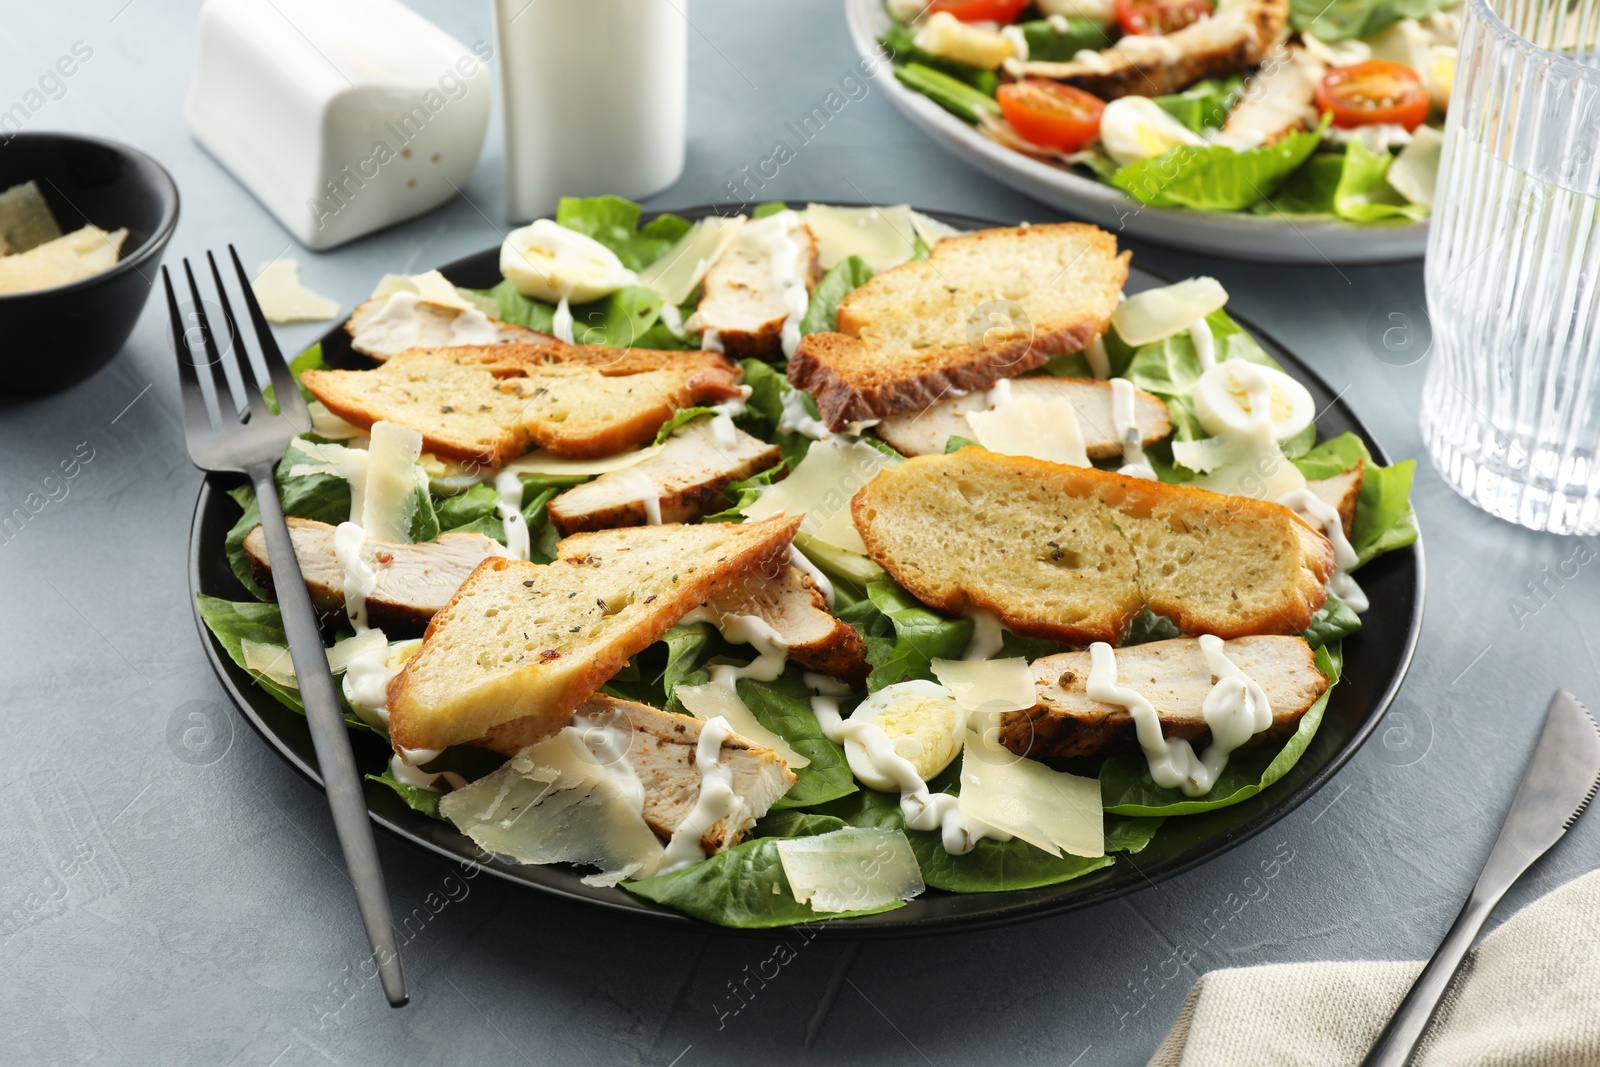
{"left": 1115, "top": 0, "right": 1213, "bottom": 35}
{"left": 997, "top": 80, "right": 1106, "bottom": 153}
{"left": 927, "top": 0, "right": 1031, "bottom": 21}
{"left": 1315, "top": 60, "right": 1430, "bottom": 131}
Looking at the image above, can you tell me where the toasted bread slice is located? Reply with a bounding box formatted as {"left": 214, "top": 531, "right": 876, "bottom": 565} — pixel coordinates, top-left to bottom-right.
{"left": 387, "top": 515, "right": 802, "bottom": 753}
{"left": 301, "top": 343, "right": 743, "bottom": 466}
{"left": 1307, "top": 463, "right": 1363, "bottom": 539}
{"left": 688, "top": 212, "right": 819, "bottom": 361}
{"left": 475, "top": 694, "right": 797, "bottom": 854}
{"left": 705, "top": 564, "right": 870, "bottom": 687}
{"left": 875, "top": 376, "right": 1171, "bottom": 458}
{"left": 345, "top": 295, "right": 549, "bottom": 361}
{"left": 789, "top": 224, "right": 1130, "bottom": 430}
{"left": 243, "top": 518, "right": 502, "bottom": 632}
{"left": 851, "top": 449, "right": 1334, "bottom": 644}
{"left": 999, "top": 635, "right": 1329, "bottom": 759}
{"left": 547, "top": 418, "right": 781, "bottom": 535}
{"left": 1019, "top": 0, "right": 1288, "bottom": 100}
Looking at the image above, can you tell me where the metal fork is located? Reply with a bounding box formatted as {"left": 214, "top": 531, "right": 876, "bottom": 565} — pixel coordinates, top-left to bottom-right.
{"left": 167, "top": 247, "right": 407, "bottom": 1008}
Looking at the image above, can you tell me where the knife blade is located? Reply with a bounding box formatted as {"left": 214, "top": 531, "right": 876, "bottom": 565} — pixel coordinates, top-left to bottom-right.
{"left": 1362, "top": 688, "right": 1600, "bottom": 1066}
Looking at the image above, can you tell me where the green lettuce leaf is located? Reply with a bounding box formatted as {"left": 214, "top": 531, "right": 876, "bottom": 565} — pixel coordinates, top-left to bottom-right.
{"left": 1155, "top": 76, "right": 1244, "bottom": 134}
{"left": 1334, "top": 140, "right": 1430, "bottom": 223}
{"left": 1123, "top": 309, "right": 1280, "bottom": 444}
{"left": 1254, "top": 153, "right": 1345, "bottom": 216}
{"left": 865, "top": 574, "right": 974, "bottom": 691}
{"left": 367, "top": 770, "right": 442, "bottom": 819}
{"left": 821, "top": 788, "right": 1115, "bottom": 892}
{"left": 1112, "top": 123, "right": 1325, "bottom": 211}
{"left": 554, "top": 195, "right": 691, "bottom": 270}
{"left": 751, "top": 201, "right": 789, "bottom": 219}
{"left": 801, "top": 255, "right": 875, "bottom": 335}
{"left": 1303, "top": 595, "right": 1362, "bottom": 648}
{"left": 1100, "top": 643, "right": 1342, "bottom": 815}
{"left": 193, "top": 595, "right": 382, "bottom": 734}
{"left": 1293, "top": 432, "right": 1419, "bottom": 567}
{"left": 895, "top": 63, "right": 1000, "bottom": 124}
{"left": 748, "top": 810, "right": 850, "bottom": 839}
{"left": 622, "top": 835, "right": 906, "bottom": 928}
{"left": 738, "top": 673, "right": 858, "bottom": 810}
{"left": 1291, "top": 0, "right": 1456, "bottom": 41}
{"left": 652, "top": 406, "right": 716, "bottom": 444}
{"left": 473, "top": 279, "right": 668, "bottom": 347}
{"left": 732, "top": 358, "right": 820, "bottom": 465}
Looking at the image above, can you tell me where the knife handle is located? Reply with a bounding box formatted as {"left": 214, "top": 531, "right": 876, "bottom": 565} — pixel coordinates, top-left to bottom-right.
{"left": 1360, "top": 832, "right": 1535, "bottom": 1066}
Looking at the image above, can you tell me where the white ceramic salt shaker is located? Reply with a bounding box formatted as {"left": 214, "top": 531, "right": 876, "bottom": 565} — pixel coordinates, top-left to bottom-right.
{"left": 187, "top": 0, "right": 492, "bottom": 250}
{"left": 493, "top": 0, "right": 688, "bottom": 221}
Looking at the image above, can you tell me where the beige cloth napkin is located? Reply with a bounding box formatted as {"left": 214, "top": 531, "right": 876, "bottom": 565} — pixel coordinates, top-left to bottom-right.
{"left": 1149, "top": 869, "right": 1600, "bottom": 1067}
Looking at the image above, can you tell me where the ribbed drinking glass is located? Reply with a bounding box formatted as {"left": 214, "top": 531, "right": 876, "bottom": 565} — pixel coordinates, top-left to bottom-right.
{"left": 1421, "top": 0, "right": 1600, "bottom": 533}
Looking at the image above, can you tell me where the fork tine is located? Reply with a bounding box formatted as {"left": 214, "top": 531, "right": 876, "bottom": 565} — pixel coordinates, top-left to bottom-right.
{"left": 206, "top": 251, "right": 270, "bottom": 421}
{"left": 182, "top": 257, "right": 239, "bottom": 423}
{"left": 228, "top": 245, "right": 307, "bottom": 422}
{"left": 164, "top": 265, "right": 216, "bottom": 443}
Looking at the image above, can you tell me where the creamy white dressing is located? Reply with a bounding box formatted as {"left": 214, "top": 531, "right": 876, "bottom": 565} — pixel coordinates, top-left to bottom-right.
{"left": 343, "top": 640, "right": 399, "bottom": 729}
{"left": 777, "top": 386, "right": 831, "bottom": 440}
{"left": 1110, "top": 377, "right": 1157, "bottom": 480}
{"left": 999, "top": 24, "right": 1029, "bottom": 62}
{"left": 577, "top": 719, "right": 649, "bottom": 814}
{"left": 657, "top": 300, "right": 688, "bottom": 340}
{"left": 752, "top": 211, "right": 810, "bottom": 358}
{"left": 808, "top": 685, "right": 1005, "bottom": 855}
{"left": 709, "top": 413, "right": 738, "bottom": 449}
{"left": 613, "top": 469, "right": 663, "bottom": 525}
{"left": 1084, "top": 335, "right": 1111, "bottom": 380}
{"left": 494, "top": 470, "right": 531, "bottom": 561}
{"left": 1046, "top": 13, "right": 1071, "bottom": 32}
{"left": 1071, "top": 48, "right": 1113, "bottom": 72}
{"left": 387, "top": 753, "right": 468, "bottom": 792}
{"left": 701, "top": 328, "right": 724, "bottom": 353}
{"left": 397, "top": 745, "right": 444, "bottom": 767}
{"left": 332, "top": 521, "right": 377, "bottom": 632}
{"left": 355, "top": 290, "right": 502, "bottom": 353}
{"left": 681, "top": 606, "right": 790, "bottom": 686}
{"left": 552, "top": 295, "right": 575, "bottom": 344}
{"left": 1086, "top": 640, "right": 1272, "bottom": 797}
{"left": 1189, "top": 316, "right": 1216, "bottom": 370}
{"left": 787, "top": 545, "right": 835, "bottom": 608}
{"left": 963, "top": 607, "right": 1006, "bottom": 661}
{"left": 659, "top": 715, "right": 742, "bottom": 872}
{"left": 1278, "top": 488, "right": 1369, "bottom": 613}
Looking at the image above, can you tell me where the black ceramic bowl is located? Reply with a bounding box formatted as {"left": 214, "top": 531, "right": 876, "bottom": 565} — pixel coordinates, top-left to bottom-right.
{"left": 0, "top": 132, "right": 179, "bottom": 394}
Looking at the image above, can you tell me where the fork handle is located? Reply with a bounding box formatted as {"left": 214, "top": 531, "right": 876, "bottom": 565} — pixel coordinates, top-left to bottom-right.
{"left": 250, "top": 461, "right": 408, "bottom": 1008}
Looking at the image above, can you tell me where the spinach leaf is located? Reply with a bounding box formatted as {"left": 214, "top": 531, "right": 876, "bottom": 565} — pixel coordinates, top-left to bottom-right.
{"left": 801, "top": 255, "right": 875, "bottom": 335}
{"left": 1304, "top": 595, "right": 1362, "bottom": 649}
{"left": 473, "top": 280, "right": 669, "bottom": 347}
{"left": 864, "top": 574, "right": 974, "bottom": 691}
{"left": 623, "top": 835, "right": 906, "bottom": 927}
{"left": 1019, "top": 17, "right": 1116, "bottom": 60}
{"left": 367, "top": 769, "right": 442, "bottom": 820}
{"left": 1290, "top": 0, "right": 1455, "bottom": 41}
{"left": 738, "top": 673, "right": 858, "bottom": 810}
{"left": 1124, "top": 308, "right": 1281, "bottom": 445}
{"left": 193, "top": 595, "right": 382, "bottom": 734}
{"left": 748, "top": 810, "right": 850, "bottom": 839}
{"left": 1291, "top": 432, "right": 1419, "bottom": 568}
{"left": 1099, "top": 643, "right": 1342, "bottom": 815}
{"left": 825, "top": 789, "right": 1116, "bottom": 892}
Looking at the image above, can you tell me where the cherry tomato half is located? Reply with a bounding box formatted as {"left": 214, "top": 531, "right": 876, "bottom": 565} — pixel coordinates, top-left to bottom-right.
{"left": 997, "top": 80, "right": 1107, "bottom": 153}
{"left": 1315, "top": 59, "right": 1430, "bottom": 131}
{"left": 1115, "top": 0, "right": 1213, "bottom": 35}
{"left": 927, "top": 0, "right": 1031, "bottom": 22}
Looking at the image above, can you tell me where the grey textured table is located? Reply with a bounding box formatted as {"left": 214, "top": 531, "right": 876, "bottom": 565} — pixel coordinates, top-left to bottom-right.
{"left": 3, "top": 2, "right": 1595, "bottom": 1064}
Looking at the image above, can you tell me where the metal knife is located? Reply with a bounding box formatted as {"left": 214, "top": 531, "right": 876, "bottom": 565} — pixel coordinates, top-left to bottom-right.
{"left": 1361, "top": 688, "right": 1600, "bottom": 1067}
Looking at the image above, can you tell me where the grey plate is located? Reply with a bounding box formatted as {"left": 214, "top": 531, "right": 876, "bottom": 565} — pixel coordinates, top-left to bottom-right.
{"left": 189, "top": 205, "right": 1425, "bottom": 938}
{"left": 846, "top": 0, "right": 1429, "bottom": 264}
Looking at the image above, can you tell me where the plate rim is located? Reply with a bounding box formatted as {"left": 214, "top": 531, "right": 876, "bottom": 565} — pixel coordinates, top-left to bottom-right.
{"left": 189, "top": 204, "right": 1426, "bottom": 938}
{"left": 842, "top": 0, "right": 1431, "bottom": 265}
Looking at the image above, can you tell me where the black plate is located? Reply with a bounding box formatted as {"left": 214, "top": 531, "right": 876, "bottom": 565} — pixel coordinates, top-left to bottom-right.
{"left": 189, "top": 206, "right": 1425, "bottom": 938}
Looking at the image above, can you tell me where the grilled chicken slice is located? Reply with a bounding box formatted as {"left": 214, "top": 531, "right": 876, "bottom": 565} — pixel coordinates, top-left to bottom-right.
{"left": 1306, "top": 463, "right": 1363, "bottom": 539}
{"left": 706, "top": 564, "right": 870, "bottom": 687}
{"left": 1019, "top": 0, "right": 1289, "bottom": 100}
{"left": 243, "top": 517, "right": 502, "bottom": 632}
{"left": 999, "top": 635, "right": 1329, "bottom": 760}
{"left": 875, "top": 376, "right": 1171, "bottom": 459}
{"left": 547, "top": 417, "right": 782, "bottom": 535}
{"left": 686, "top": 211, "right": 819, "bottom": 361}
{"left": 1214, "top": 43, "right": 1327, "bottom": 150}
{"left": 345, "top": 294, "right": 548, "bottom": 361}
{"left": 477, "top": 694, "right": 797, "bottom": 854}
